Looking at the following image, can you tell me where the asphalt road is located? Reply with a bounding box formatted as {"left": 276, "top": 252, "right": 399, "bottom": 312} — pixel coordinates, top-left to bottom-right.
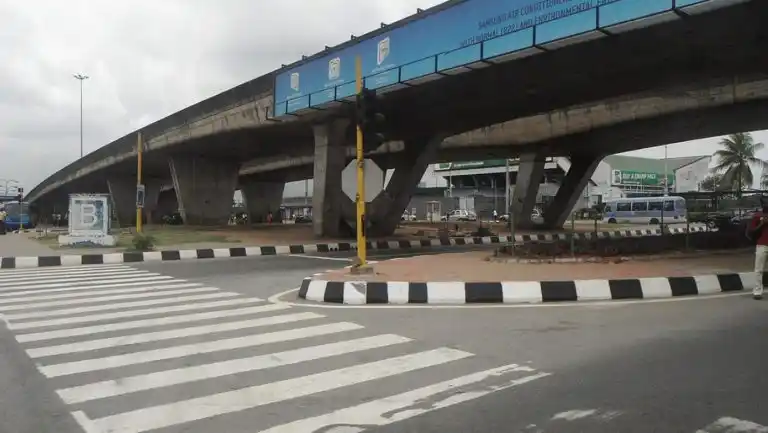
{"left": 0, "top": 254, "right": 766, "bottom": 433}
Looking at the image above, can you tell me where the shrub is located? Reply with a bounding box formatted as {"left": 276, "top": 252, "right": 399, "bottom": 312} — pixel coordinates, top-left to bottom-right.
{"left": 132, "top": 233, "right": 156, "bottom": 251}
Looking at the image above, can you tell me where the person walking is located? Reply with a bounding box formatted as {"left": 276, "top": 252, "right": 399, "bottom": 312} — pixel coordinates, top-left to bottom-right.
{"left": 747, "top": 199, "right": 768, "bottom": 300}
{"left": 0, "top": 208, "right": 6, "bottom": 235}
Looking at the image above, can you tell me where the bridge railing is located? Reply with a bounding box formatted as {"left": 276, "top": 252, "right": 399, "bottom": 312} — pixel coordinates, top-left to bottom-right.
{"left": 275, "top": 0, "right": 718, "bottom": 117}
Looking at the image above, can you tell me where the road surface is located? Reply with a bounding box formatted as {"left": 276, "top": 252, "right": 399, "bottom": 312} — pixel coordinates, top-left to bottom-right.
{"left": 0, "top": 252, "right": 765, "bottom": 433}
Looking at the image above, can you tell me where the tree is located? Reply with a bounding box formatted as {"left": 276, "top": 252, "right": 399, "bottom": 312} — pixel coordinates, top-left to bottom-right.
{"left": 700, "top": 173, "right": 723, "bottom": 191}
{"left": 712, "top": 132, "right": 765, "bottom": 196}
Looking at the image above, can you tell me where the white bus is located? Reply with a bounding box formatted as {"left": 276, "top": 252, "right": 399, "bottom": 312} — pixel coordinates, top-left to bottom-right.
{"left": 602, "top": 196, "right": 687, "bottom": 224}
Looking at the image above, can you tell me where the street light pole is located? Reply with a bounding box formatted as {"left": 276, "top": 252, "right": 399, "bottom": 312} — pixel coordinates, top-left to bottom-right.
{"left": 663, "top": 144, "right": 669, "bottom": 197}
{"left": 73, "top": 74, "right": 89, "bottom": 158}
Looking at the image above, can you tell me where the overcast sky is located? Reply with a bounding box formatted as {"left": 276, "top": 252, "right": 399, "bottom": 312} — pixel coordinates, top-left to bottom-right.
{"left": 1, "top": 0, "right": 767, "bottom": 196}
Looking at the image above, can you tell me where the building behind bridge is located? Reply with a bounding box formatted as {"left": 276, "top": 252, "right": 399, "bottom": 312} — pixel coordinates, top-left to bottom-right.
{"left": 280, "top": 154, "right": 712, "bottom": 220}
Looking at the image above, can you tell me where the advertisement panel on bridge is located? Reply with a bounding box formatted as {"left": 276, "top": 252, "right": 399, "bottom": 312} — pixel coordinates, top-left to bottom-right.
{"left": 273, "top": 0, "right": 710, "bottom": 115}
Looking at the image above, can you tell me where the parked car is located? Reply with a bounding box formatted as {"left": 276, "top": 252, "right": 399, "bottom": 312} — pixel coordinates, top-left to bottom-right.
{"left": 441, "top": 209, "right": 477, "bottom": 222}
{"left": 401, "top": 212, "right": 417, "bottom": 222}
{"left": 294, "top": 215, "right": 312, "bottom": 223}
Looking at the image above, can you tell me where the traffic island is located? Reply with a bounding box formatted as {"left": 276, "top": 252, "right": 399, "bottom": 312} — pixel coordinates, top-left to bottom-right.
{"left": 494, "top": 229, "right": 752, "bottom": 263}
{"left": 298, "top": 249, "right": 758, "bottom": 304}
{"left": 0, "top": 224, "right": 713, "bottom": 269}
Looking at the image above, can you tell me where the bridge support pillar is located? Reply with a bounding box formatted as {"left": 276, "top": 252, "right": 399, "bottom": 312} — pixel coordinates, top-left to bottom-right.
{"left": 362, "top": 135, "right": 444, "bottom": 237}
{"left": 511, "top": 153, "right": 546, "bottom": 229}
{"left": 169, "top": 155, "right": 239, "bottom": 225}
{"left": 156, "top": 189, "right": 178, "bottom": 222}
{"left": 312, "top": 119, "right": 350, "bottom": 238}
{"left": 541, "top": 154, "right": 603, "bottom": 229}
{"left": 241, "top": 178, "right": 285, "bottom": 223}
{"left": 107, "top": 178, "right": 164, "bottom": 227}
{"left": 107, "top": 178, "right": 137, "bottom": 227}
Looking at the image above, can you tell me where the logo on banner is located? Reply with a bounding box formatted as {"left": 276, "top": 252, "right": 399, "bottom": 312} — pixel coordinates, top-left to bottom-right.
{"left": 377, "top": 37, "right": 390, "bottom": 66}
{"left": 328, "top": 57, "right": 340, "bottom": 80}
{"left": 290, "top": 72, "right": 300, "bottom": 91}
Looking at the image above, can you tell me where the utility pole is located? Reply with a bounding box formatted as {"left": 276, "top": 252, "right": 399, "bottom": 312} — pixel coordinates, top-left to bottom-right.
{"left": 663, "top": 144, "right": 669, "bottom": 197}
{"left": 73, "top": 74, "right": 89, "bottom": 158}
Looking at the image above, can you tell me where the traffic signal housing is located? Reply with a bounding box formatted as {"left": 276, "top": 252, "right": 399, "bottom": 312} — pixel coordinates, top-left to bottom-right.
{"left": 354, "top": 88, "right": 386, "bottom": 153}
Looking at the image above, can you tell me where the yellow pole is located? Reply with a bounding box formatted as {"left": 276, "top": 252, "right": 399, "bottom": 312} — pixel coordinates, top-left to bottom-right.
{"left": 136, "top": 131, "right": 143, "bottom": 234}
{"left": 355, "top": 56, "right": 367, "bottom": 267}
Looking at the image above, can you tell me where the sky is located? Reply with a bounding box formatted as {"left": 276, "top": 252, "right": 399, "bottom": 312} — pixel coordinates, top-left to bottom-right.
{"left": 1, "top": 0, "right": 767, "bottom": 197}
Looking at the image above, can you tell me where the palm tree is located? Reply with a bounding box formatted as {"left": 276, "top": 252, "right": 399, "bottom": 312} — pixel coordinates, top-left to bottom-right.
{"left": 712, "top": 132, "right": 765, "bottom": 196}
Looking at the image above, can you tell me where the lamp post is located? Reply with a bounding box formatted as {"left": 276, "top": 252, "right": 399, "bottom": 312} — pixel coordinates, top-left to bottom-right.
{"left": 661, "top": 144, "right": 669, "bottom": 232}
{"left": 73, "top": 74, "right": 89, "bottom": 158}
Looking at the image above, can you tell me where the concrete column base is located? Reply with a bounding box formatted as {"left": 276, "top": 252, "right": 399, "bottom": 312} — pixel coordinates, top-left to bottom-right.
{"left": 169, "top": 155, "right": 239, "bottom": 226}
{"left": 107, "top": 178, "right": 137, "bottom": 228}
{"left": 312, "top": 119, "right": 351, "bottom": 238}
{"left": 360, "top": 135, "right": 445, "bottom": 237}
{"left": 511, "top": 153, "right": 546, "bottom": 229}
{"left": 241, "top": 178, "right": 286, "bottom": 223}
{"left": 542, "top": 154, "right": 603, "bottom": 229}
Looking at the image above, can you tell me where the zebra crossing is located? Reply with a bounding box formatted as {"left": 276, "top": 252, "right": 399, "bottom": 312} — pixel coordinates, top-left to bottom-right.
{"left": 0, "top": 264, "right": 550, "bottom": 433}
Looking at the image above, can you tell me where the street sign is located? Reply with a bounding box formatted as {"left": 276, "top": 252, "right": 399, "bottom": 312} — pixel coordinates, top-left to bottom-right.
{"left": 136, "top": 184, "right": 146, "bottom": 208}
{"left": 342, "top": 159, "right": 383, "bottom": 203}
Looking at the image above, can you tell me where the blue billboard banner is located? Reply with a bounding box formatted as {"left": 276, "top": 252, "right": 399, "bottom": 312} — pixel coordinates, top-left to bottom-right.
{"left": 274, "top": 0, "right": 718, "bottom": 115}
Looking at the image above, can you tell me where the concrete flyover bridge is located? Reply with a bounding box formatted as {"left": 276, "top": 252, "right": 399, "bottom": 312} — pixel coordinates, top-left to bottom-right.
{"left": 26, "top": 0, "right": 768, "bottom": 236}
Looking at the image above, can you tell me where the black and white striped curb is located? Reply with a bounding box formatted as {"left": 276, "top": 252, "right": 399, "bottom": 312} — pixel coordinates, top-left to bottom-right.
{"left": 298, "top": 271, "right": 753, "bottom": 304}
{"left": 0, "top": 224, "right": 712, "bottom": 269}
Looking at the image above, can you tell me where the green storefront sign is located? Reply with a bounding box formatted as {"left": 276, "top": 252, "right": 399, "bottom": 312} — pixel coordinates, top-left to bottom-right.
{"left": 612, "top": 170, "right": 673, "bottom": 186}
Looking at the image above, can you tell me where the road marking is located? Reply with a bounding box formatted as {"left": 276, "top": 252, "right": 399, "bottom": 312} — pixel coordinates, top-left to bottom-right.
{"left": 259, "top": 364, "right": 550, "bottom": 433}
{"left": 39, "top": 321, "right": 364, "bottom": 377}
{"left": 70, "top": 348, "right": 472, "bottom": 433}
{"left": 3, "top": 291, "right": 239, "bottom": 320}
{"left": 696, "top": 416, "right": 768, "bottom": 432}
{"left": 7, "top": 296, "right": 265, "bottom": 330}
{"left": 26, "top": 311, "right": 325, "bottom": 357}
{"left": 0, "top": 275, "right": 175, "bottom": 292}
{"left": 0, "top": 268, "right": 146, "bottom": 283}
{"left": 268, "top": 287, "right": 748, "bottom": 309}
{"left": 15, "top": 303, "right": 291, "bottom": 343}
{"left": 0, "top": 283, "right": 204, "bottom": 305}
{"left": 0, "top": 265, "right": 131, "bottom": 278}
{"left": 0, "top": 278, "right": 186, "bottom": 298}
{"left": 287, "top": 254, "right": 353, "bottom": 262}
{"left": 57, "top": 334, "right": 412, "bottom": 404}
{"left": 0, "top": 287, "right": 219, "bottom": 312}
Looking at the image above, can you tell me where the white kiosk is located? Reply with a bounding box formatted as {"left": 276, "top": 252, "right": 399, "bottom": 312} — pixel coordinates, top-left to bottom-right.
{"left": 58, "top": 193, "right": 116, "bottom": 247}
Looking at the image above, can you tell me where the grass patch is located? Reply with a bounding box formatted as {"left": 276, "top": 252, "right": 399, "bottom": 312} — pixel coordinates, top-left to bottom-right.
{"left": 32, "top": 225, "right": 239, "bottom": 251}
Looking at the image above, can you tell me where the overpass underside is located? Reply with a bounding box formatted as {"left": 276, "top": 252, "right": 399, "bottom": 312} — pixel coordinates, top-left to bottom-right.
{"left": 28, "top": 0, "right": 768, "bottom": 237}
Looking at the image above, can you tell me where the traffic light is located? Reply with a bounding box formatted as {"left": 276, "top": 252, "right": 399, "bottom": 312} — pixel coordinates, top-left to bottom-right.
{"left": 16, "top": 187, "right": 23, "bottom": 203}
{"left": 354, "top": 87, "right": 386, "bottom": 153}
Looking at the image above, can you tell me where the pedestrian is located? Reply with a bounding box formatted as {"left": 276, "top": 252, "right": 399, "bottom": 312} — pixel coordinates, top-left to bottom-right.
{"left": 747, "top": 197, "right": 768, "bottom": 300}
{"left": 493, "top": 209, "right": 498, "bottom": 222}
{"left": 0, "top": 208, "right": 6, "bottom": 235}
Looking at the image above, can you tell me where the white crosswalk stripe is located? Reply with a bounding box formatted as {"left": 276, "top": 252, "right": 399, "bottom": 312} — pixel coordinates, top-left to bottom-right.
{"left": 0, "top": 264, "right": 550, "bottom": 433}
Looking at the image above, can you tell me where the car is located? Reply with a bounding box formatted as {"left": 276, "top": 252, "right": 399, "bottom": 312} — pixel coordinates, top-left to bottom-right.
{"left": 443, "top": 209, "right": 477, "bottom": 222}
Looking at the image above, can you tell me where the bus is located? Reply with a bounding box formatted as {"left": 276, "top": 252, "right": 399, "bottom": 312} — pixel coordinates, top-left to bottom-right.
{"left": 1, "top": 201, "right": 33, "bottom": 231}
{"left": 602, "top": 196, "right": 687, "bottom": 225}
